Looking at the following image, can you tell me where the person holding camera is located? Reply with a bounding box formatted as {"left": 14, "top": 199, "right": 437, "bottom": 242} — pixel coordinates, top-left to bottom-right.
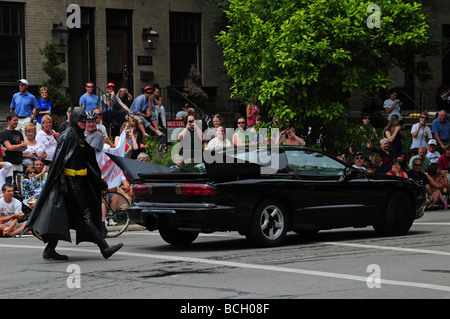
{"left": 276, "top": 126, "right": 306, "bottom": 146}
{"left": 384, "top": 88, "right": 403, "bottom": 121}
{"left": 383, "top": 114, "right": 405, "bottom": 156}
{"left": 246, "top": 100, "right": 260, "bottom": 128}
{"left": 410, "top": 112, "right": 431, "bottom": 154}
{"left": 178, "top": 114, "right": 204, "bottom": 163}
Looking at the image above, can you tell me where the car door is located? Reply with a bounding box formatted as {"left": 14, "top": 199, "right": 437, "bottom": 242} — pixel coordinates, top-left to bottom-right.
{"left": 285, "top": 150, "right": 375, "bottom": 228}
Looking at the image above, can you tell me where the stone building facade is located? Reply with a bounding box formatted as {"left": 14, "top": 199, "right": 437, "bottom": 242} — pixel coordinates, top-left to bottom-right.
{"left": 0, "top": 0, "right": 233, "bottom": 121}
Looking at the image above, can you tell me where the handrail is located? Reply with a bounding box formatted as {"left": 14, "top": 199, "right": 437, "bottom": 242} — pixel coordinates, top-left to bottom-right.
{"left": 170, "top": 87, "right": 212, "bottom": 127}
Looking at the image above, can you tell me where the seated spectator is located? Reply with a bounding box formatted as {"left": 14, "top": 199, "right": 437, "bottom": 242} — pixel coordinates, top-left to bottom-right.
{"left": 426, "top": 139, "right": 441, "bottom": 164}
{"left": 204, "top": 114, "right": 224, "bottom": 148}
{"left": 22, "top": 123, "right": 47, "bottom": 170}
{"left": 379, "top": 138, "right": 394, "bottom": 166}
{"left": 205, "top": 126, "right": 232, "bottom": 151}
{"left": 395, "top": 152, "right": 411, "bottom": 172}
{"left": 360, "top": 113, "right": 378, "bottom": 144}
{"left": 0, "top": 183, "right": 27, "bottom": 237}
{"left": 33, "top": 159, "right": 48, "bottom": 182}
{"left": 352, "top": 152, "right": 366, "bottom": 171}
{"left": 386, "top": 158, "right": 408, "bottom": 178}
{"left": 371, "top": 153, "right": 390, "bottom": 174}
{"left": 35, "top": 115, "right": 59, "bottom": 165}
{"left": 437, "top": 144, "right": 450, "bottom": 179}
{"left": 137, "top": 152, "right": 149, "bottom": 162}
{"left": 410, "top": 112, "right": 431, "bottom": 153}
{"left": 407, "top": 158, "right": 435, "bottom": 209}
{"left": 58, "top": 107, "right": 71, "bottom": 134}
{"left": 360, "top": 137, "right": 380, "bottom": 159}
{"left": 176, "top": 103, "right": 189, "bottom": 120}
{"left": 408, "top": 146, "right": 430, "bottom": 173}
{"left": 151, "top": 84, "right": 167, "bottom": 130}
{"left": 22, "top": 165, "right": 46, "bottom": 208}
{"left": 426, "top": 163, "right": 449, "bottom": 209}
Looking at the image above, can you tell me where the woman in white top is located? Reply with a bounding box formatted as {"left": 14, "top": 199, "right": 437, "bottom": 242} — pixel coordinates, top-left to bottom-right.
{"left": 205, "top": 126, "right": 232, "bottom": 151}
{"left": 384, "top": 88, "right": 403, "bottom": 121}
{"left": 22, "top": 123, "right": 47, "bottom": 169}
{"left": 35, "top": 115, "right": 60, "bottom": 164}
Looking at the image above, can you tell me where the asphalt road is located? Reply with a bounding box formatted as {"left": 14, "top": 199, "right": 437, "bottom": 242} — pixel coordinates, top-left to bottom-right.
{"left": 2, "top": 209, "right": 450, "bottom": 304}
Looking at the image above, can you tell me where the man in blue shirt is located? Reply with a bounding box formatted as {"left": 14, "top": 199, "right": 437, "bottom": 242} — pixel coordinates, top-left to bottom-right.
{"left": 79, "top": 82, "right": 100, "bottom": 112}
{"left": 10, "top": 79, "right": 39, "bottom": 136}
{"left": 128, "top": 86, "right": 164, "bottom": 137}
{"left": 432, "top": 109, "right": 450, "bottom": 153}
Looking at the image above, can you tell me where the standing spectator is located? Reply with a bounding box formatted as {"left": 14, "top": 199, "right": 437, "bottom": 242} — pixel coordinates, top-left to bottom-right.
{"left": 0, "top": 183, "right": 26, "bottom": 237}
{"left": 410, "top": 112, "right": 431, "bottom": 154}
{"left": 79, "top": 81, "right": 100, "bottom": 111}
{"left": 35, "top": 86, "right": 52, "bottom": 132}
{"left": 383, "top": 115, "right": 405, "bottom": 156}
{"left": 22, "top": 123, "right": 47, "bottom": 170}
{"left": 379, "top": 138, "right": 394, "bottom": 166}
{"left": 246, "top": 100, "right": 260, "bottom": 128}
{"left": 432, "top": 110, "right": 450, "bottom": 153}
{"left": 0, "top": 162, "right": 12, "bottom": 191}
{"left": 128, "top": 86, "right": 163, "bottom": 137}
{"left": 233, "top": 116, "right": 253, "bottom": 146}
{"left": 101, "top": 82, "right": 134, "bottom": 128}
{"left": 35, "top": 115, "right": 60, "bottom": 165}
{"left": 361, "top": 138, "right": 380, "bottom": 159}
{"left": 151, "top": 84, "right": 167, "bottom": 130}
{"left": 360, "top": 113, "right": 378, "bottom": 144}
{"left": 426, "top": 139, "right": 441, "bottom": 164}
{"left": 383, "top": 88, "right": 403, "bottom": 121}
{"left": 93, "top": 108, "right": 108, "bottom": 137}
{"left": 0, "top": 113, "right": 27, "bottom": 185}
{"left": 115, "top": 120, "right": 139, "bottom": 158}
{"left": 10, "top": 79, "right": 39, "bottom": 136}
{"left": 386, "top": 158, "right": 408, "bottom": 178}
{"left": 178, "top": 114, "right": 204, "bottom": 163}
{"left": 408, "top": 146, "right": 430, "bottom": 173}
{"left": 407, "top": 158, "right": 435, "bottom": 209}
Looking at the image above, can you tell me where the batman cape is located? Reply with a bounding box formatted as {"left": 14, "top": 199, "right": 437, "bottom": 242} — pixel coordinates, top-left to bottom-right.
{"left": 25, "top": 107, "right": 108, "bottom": 244}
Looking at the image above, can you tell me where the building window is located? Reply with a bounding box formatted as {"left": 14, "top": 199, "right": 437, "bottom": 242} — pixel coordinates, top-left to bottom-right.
{"left": 170, "top": 12, "right": 201, "bottom": 85}
{"left": 0, "top": 2, "right": 25, "bottom": 83}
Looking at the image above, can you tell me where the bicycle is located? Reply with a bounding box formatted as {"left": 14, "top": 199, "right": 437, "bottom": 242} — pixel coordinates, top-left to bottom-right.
{"left": 102, "top": 189, "right": 132, "bottom": 238}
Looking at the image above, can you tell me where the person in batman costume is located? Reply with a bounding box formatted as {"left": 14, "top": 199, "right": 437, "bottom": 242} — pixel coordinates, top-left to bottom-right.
{"left": 25, "top": 107, "right": 123, "bottom": 260}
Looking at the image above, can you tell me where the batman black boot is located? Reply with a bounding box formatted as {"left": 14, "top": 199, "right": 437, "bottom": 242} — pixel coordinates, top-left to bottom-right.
{"left": 82, "top": 211, "right": 123, "bottom": 259}
{"left": 43, "top": 241, "right": 69, "bottom": 260}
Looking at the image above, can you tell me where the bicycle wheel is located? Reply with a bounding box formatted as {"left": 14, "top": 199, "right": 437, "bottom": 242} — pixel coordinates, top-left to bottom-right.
{"left": 102, "top": 191, "right": 131, "bottom": 238}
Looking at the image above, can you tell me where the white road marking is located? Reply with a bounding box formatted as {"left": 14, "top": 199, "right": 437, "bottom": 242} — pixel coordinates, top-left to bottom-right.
{"left": 414, "top": 222, "right": 450, "bottom": 226}
{"left": 323, "top": 242, "right": 450, "bottom": 256}
{"left": 2, "top": 242, "right": 450, "bottom": 293}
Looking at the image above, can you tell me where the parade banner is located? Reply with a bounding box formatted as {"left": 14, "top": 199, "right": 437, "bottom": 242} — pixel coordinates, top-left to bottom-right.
{"left": 96, "top": 131, "right": 126, "bottom": 189}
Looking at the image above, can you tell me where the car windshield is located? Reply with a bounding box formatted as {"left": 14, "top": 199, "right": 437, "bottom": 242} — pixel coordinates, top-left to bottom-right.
{"left": 286, "top": 150, "right": 346, "bottom": 175}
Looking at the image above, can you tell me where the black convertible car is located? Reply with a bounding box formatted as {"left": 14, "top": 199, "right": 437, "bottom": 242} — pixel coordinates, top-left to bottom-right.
{"left": 117, "top": 147, "right": 427, "bottom": 247}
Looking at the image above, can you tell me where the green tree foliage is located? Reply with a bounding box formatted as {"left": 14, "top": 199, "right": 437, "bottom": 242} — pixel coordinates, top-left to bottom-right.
{"left": 217, "top": 0, "right": 437, "bottom": 154}
{"left": 39, "top": 40, "right": 71, "bottom": 116}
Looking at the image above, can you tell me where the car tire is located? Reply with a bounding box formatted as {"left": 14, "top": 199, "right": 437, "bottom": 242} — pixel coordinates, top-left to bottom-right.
{"left": 373, "top": 191, "right": 414, "bottom": 236}
{"left": 159, "top": 228, "right": 199, "bottom": 246}
{"left": 246, "top": 199, "right": 288, "bottom": 247}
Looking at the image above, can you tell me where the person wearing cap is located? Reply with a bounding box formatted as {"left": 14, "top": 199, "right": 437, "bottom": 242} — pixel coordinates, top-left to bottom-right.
{"left": 410, "top": 112, "right": 431, "bottom": 154}
{"left": 10, "top": 79, "right": 39, "bottom": 136}
{"left": 128, "top": 86, "right": 164, "bottom": 137}
{"left": 352, "top": 152, "right": 366, "bottom": 171}
{"left": 79, "top": 81, "right": 100, "bottom": 112}
{"left": 426, "top": 139, "right": 441, "bottom": 164}
{"left": 101, "top": 82, "right": 134, "bottom": 129}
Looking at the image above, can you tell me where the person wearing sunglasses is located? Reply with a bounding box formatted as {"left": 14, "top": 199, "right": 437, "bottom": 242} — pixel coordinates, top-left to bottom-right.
{"left": 233, "top": 116, "right": 255, "bottom": 147}
{"left": 410, "top": 112, "right": 431, "bottom": 154}
{"left": 79, "top": 82, "right": 100, "bottom": 112}
{"left": 407, "top": 158, "right": 435, "bottom": 209}
{"left": 352, "top": 152, "right": 366, "bottom": 171}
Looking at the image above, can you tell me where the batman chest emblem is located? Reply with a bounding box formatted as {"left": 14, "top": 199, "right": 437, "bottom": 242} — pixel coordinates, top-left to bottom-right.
{"left": 78, "top": 139, "right": 85, "bottom": 147}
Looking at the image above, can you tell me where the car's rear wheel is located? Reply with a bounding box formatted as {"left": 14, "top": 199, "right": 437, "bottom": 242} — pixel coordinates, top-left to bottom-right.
{"left": 159, "top": 228, "right": 199, "bottom": 245}
{"left": 373, "top": 191, "right": 414, "bottom": 236}
{"left": 246, "top": 199, "right": 288, "bottom": 247}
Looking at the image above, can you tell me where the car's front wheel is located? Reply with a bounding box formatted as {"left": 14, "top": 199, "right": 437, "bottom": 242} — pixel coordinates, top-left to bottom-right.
{"left": 373, "top": 191, "right": 414, "bottom": 236}
{"left": 159, "top": 228, "right": 199, "bottom": 245}
{"left": 246, "top": 199, "right": 288, "bottom": 247}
